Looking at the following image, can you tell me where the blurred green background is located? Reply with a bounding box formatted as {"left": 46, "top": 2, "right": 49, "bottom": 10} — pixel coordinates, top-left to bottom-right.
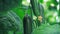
{"left": 9, "top": 0, "right": 60, "bottom": 34}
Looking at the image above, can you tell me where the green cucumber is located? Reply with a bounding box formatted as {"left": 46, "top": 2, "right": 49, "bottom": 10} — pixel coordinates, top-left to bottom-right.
{"left": 38, "top": 3, "right": 45, "bottom": 23}
{"left": 30, "top": 0, "right": 40, "bottom": 16}
{"left": 30, "top": 0, "right": 45, "bottom": 27}
{"left": 30, "top": 0, "right": 45, "bottom": 17}
{"left": 8, "top": 11, "right": 23, "bottom": 34}
{"left": 0, "top": 11, "right": 22, "bottom": 34}
{"left": 23, "top": 14, "right": 32, "bottom": 34}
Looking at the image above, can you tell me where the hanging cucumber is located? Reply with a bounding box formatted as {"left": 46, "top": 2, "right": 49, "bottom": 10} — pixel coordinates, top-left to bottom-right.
{"left": 0, "top": 11, "right": 22, "bottom": 34}
{"left": 38, "top": 3, "right": 45, "bottom": 23}
{"left": 8, "top": 11, "right": 23, "bottom": 34}
{"left": 30, "top": 0, "right": 40, "bottom": 16}
{"left": 23, "top": 14, "right": 32, "bottom": 34}
{"left": 30, "top": 0, "right": 41, "bottom": 27}
{"left": 30, "top": 0, "right": 45, "bottom": 27}
{"left": 30, "top": 0, "right": 45, "bottom": 21}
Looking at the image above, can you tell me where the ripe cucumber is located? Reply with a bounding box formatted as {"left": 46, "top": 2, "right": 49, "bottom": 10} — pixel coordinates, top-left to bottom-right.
{"left": 8, "top": 11, "right": 23, "bottom": 34}
{"left": 30, "top": 0, "right": 40, "bottom": 16}
{"left": 30, "top": 0, "right": 45, "bottom": 27}
{"left": 23, "top": 14, "right": 32, "bottom": 34}
{"left": 0, "top": 11, "right": 22, "bottom": 34}
{"left": 38, "top": 3, "right": 45, "bottom": 23}
{"left": 30, "top": 0, "right": 45, "bottom": 17}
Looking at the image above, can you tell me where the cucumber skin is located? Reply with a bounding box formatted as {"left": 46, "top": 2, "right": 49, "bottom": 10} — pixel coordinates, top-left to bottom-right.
{"left": 30, "top": 0, "right": 45, "bottom": 27}
{"left": 23, "top": 14, "right": 32, "bottom": 34}
{"left": 30, "top": 0, "right": 40, "bottom": 16}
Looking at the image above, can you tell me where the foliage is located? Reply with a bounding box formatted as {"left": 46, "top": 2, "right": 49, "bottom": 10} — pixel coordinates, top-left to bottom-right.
{"left": 32, "top": 24, "right": 60, "bottom": 34}
{"left": 0, "top": 0, "right": 22, "bottom": 12}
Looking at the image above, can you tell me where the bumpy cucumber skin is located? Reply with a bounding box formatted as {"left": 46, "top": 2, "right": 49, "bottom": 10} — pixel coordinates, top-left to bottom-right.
{"left": 0, "top": 11, "right": 22, "bottom": 34}
{"left": 23, "top": 14, "right": 32, "bottom": 34}
{"left": 30, "top": 0, "right": 40, "bottom": 16}
{"left": 30, "top": 0, "right": 45, "bottom": 27}
{"left": 8, "top": 11, "right": 23, "bottom": 34}
{"left": 30, "top": 0, "right": 45, "bottom": 17}
{"left": 38, "top": 3, "right": 45, "bottom": 23}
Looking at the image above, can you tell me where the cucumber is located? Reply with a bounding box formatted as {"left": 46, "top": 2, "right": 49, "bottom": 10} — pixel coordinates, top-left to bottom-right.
{"left": 30, "top": 0, "right": 45, "bottom": 26}
{"left": 38, "top": 3, "right": 45, "bottom": 23}
{"left": 23, "top": 14, "right": 32, "bottom": 34}
{"left": 8, "top": 11, "right": 23, "bottom": 34}
{"left": 30, "top": 0, "right": 45, "bottom": 16}
{"left": 30, "top": 0, "right": 40, "bottom": 16}
{"left": 0, "top": 11, "right": 22, "bottom": 34}
{"left": 30, "top": 0, "right": 41, "bottom": 27}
